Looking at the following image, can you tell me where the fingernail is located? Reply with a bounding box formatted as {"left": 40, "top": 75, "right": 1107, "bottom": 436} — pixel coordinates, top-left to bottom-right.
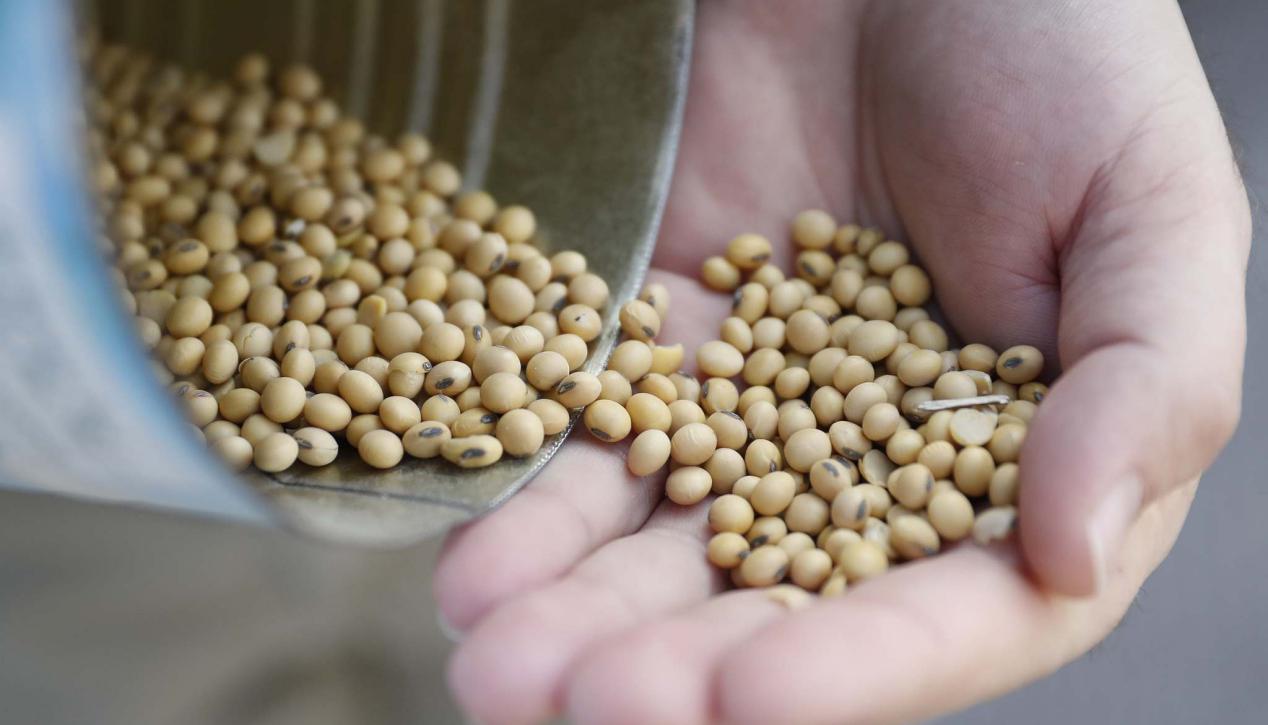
{"left": 437, "top": 609, "right": 467, "bottom": 643}
{"left": 1086, "top": 478, "right": 1143, "bottom": 593}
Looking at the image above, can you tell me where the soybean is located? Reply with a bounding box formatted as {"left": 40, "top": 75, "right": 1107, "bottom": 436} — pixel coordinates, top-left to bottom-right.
{"left": 442, "top": 435, "right": 504, "bottom": 468}
{"left": 253, "top": 432, "right": 298, "bottom": 473}
{"left": 404, "top": 421, "right": 452, "bottom": 459}
{"left": 495, "top": 408, "right": 545, "bottom": 458}
{"left": 584, "top": 399, "right": 631, "bottom": 443}
{"left": 628, "top": 429, "right": 672, "bottom": 477}
{"left": 666, "top": 466, "right": 712, "bottom": 506}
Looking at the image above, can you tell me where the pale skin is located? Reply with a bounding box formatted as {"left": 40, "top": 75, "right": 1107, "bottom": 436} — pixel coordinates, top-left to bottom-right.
{"left": 434, "top": 2, "right": 1251, "bottom": 723}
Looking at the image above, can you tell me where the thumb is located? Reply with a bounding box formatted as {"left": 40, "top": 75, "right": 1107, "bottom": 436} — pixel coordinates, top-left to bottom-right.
{"left": 1019, "top": 122, "right": 1251, "bottom": 596}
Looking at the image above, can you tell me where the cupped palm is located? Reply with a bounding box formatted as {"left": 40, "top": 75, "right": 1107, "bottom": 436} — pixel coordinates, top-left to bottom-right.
{"left": 434, "top": 2, "right": 1249, "bottom": 723}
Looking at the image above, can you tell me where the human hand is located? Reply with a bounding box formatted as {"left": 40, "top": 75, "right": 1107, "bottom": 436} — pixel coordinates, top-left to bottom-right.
{"left": 434, "top": 1, "right": 1251, "bottom": 723}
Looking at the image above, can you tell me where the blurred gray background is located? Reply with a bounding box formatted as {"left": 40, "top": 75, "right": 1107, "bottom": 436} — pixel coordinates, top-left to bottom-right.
{"left": 2, "top": 1, "right": 1264, "bottom": 723}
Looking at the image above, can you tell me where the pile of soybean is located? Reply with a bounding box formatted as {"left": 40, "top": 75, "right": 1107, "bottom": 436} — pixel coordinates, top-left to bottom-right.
{"left": 86, "top": 40, "right": 1041, "bottom": 597}
{"left": 87, "top": 43, "right": 618, "bottom": 473}
{"left": 581, "top": 213, "right": 1044, "bottom": 598}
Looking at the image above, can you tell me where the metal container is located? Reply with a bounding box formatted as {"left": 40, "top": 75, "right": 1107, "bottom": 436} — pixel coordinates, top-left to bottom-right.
{"left": 0, "top": 0, "right": 691, "bottom": 545}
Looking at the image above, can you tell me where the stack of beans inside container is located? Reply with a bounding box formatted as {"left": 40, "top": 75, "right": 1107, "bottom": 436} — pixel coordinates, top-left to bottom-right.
{"left": 83, "top": 43, "right": 617, "bottom": 474}
{"left": 578, "top": 211, "right": 1045, "bottom": 599}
